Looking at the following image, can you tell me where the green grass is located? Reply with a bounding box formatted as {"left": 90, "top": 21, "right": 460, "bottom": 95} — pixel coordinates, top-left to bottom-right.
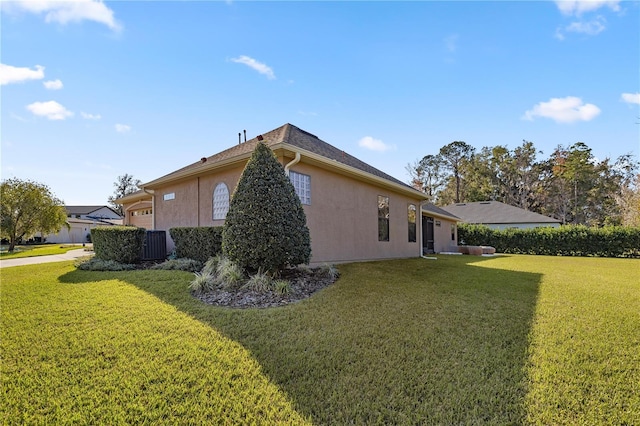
{"left": 0, "top": 244, "right": 81, "bottom": 259}
{"left": 1, "top": 255, "right": 638, "bottom": 424}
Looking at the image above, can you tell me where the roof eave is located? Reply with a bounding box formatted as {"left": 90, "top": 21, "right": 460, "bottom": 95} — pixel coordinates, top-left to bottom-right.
{"left": 274, "top": 142, "right": 427, "bottom": 200}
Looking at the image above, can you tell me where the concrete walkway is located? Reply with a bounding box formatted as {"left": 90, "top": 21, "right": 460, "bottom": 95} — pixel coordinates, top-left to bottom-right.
{"left": 0, "top": 249, "right": 93, "bottom": 269}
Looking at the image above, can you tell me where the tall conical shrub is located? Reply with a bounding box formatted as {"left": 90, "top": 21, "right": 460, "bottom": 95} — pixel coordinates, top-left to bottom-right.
{"left": 222, "top": 142, "right": 311, "bottom": 273}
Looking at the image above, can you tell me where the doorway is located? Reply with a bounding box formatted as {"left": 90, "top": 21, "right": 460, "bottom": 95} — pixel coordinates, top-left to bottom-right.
{"left": 422, "top": 216, "right": 434, "bottom": 254}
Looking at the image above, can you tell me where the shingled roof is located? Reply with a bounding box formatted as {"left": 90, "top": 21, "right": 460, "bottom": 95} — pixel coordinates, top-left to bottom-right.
{"left": 441, "top": 201, "right": 560, "bottom": 225}
{"left": 144, "top": 123, "right": 412, "bottom": 190}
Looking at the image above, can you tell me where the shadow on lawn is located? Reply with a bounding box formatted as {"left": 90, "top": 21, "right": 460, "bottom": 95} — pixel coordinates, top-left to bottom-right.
{"left": 61, "top": 255, "right": 542, "bottom": 425}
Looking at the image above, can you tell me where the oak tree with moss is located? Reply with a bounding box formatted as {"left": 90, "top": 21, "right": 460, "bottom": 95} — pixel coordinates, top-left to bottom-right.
{"left": 222, "top": 142, "right": 311, "bottom": 273}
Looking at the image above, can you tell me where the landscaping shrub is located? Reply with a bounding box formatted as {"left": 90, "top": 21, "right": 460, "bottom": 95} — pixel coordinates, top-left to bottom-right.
{"left": 150, "top": 258, "right": 203, "bottom": 272}
{"left": 75, "top": 257, "right": 136, "bottom": 271}
{"left": 458, "top": 224, "right": 640, "bottom": 258}
{"left": 222, "top": 142, "right": 311, "bottom": 273}
{"left": 91, "top": 226, "right": 145, "bottom": 263}
{"left": 169, "top": 226, "right": 223, "bottom": 262}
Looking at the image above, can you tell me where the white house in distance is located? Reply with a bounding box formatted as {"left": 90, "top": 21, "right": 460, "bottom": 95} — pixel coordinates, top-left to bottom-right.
{"left": 40, "top": 206, "right": 123, "bottom": 244}
{"left": 441, "top": 201, "right": 561, "bottom": 230}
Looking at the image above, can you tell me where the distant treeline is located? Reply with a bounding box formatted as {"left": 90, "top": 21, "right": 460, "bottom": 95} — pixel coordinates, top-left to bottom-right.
{"left": 407, "top": 141, "right": 639, "bottom": 227}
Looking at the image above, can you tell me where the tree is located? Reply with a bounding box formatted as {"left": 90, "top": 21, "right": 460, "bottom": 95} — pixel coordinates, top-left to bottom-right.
{"left": 1, "top": 178, "right": 68, "bottom": 252}
{"left": 439, "top": 141, "right": 475, "bottom": 203}
{"left": 108, "top": 174, "right": 141, "bottom": 216}
{"left": 405, "top": 154, "right": 446, "bottom": 202}
{"left": 221, "top": 142, "right": 311, "bottom": 274}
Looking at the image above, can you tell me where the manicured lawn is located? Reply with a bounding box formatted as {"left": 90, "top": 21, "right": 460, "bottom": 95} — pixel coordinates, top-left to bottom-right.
{"left": 1, "top": 255, "right": 638, "bottom": 424}
{"left": 0, "top": 244, "right": 82, "bottom": 259}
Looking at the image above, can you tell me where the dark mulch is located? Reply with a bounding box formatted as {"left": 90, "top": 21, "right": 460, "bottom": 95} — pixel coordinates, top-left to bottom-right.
{"left": 195, "top": 267, "right": 338, "bottom": 309}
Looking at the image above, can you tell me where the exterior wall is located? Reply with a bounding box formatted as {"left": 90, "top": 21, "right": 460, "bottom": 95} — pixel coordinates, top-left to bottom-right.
{"left": 146, "top": 159, "right": 424, "bottom": 264}
{"left": 123, "top": 200, "right": 153, "bottom": 228}
{"left": 289, "top": 162, "right": 422, "bottom": 263}
{"left": 429, "top": 216, "right": 458, "bottom": 253}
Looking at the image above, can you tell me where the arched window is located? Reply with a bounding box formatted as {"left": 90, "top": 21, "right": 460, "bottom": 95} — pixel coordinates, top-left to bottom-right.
{"left": 213, "top": 183, "right": 229, "bottom": 220}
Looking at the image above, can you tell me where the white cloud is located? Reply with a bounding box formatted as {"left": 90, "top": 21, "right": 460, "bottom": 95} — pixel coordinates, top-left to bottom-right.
{"left": 556, "top": 16, "right": 607, "bottom": 39}
{"left": 43, "top": 79, "right": 63, "bottom": 90}
{"left": 3, "top": 0, "right": 121, "bottom": 31}
{"left": 230, "top": 55, "right": 276, "bottom": 80}
{"left": 0, "top": 63, "right": 45, "bottom": 85}
{"left": 115, "top": 123, "right": 131, "bottom": 133}
{"left": 621, "top": 93, "right": 640, "bottom": 105}
{"left": 358, "top": 136, "right": 396, "bottom": 152}
{"left": 26, "top": 100, "right": 74, "bottom": 120}
{"left": 444, "top": 34, "right": 459, "bottom": 53}
{"left": 81, "top": 111, "right": 101, "bottom": 120}
{"left": 522, "top": 96, "right": 601, "bottom": 123}
{"left": 555, "top": 0, "right": 621, "bottom": 16}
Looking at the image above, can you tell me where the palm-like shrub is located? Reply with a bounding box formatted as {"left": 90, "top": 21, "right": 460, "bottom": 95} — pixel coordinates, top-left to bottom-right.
{"left": 222, "top": 142, "right": 311, "bottom": 273}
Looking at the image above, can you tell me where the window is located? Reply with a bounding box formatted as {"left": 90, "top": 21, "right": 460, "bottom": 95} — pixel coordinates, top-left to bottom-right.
{"left": 378, "top": 196, "right": 389, "bottom": 242}
{"left": 213, "top": 183, "right": 229, "bottom": 220}
{"left": 289, "top": 171, "right": 311, "bottom": 205}
{"left": 408, "top": 204, "right": 416, "bottom": 243}
{"left": 163, "top": 193, "right": 175, "bottom": 201}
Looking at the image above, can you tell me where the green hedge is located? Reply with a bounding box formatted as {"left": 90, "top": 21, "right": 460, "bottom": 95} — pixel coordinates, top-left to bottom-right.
{"left": 91, "top": 226, "right": 146, "bottom": 264}
{"left": 458, "top": 224, "right": 640, "bottom": 258}
{"left": 169, "top": 227, "right": 223, "bottom": 262}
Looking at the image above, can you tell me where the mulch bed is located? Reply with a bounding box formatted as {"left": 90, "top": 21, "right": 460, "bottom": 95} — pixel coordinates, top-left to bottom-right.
{"left": 195, "top": 267, "right": 338, "bottom": 309}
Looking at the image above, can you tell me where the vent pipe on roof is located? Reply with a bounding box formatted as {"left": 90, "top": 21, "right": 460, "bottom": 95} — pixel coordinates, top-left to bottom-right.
{"left": 238, "top": 133, "right": 241, "bottom": 145}
{"left": 243, "top": 130, "right": 247, "bottom": 143}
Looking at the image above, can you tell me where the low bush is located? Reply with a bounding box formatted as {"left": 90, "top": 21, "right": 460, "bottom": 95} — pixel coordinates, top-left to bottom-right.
{"left": 150, "top": 258, "right": 203, "bottom": 272}
{"left": 169, "top": 227, "right": 223, "bottom": 262}
{"left": 91, "top": 226, "right": 145, "bottom": 263}
{"left": 75, "top": 257, "right": 136, "bottom": 271}
{"left": 458, "top": 224, "right": 640, "bottom": 258}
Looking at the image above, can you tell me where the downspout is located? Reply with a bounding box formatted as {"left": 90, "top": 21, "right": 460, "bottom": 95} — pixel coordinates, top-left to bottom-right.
{"left": 143, "top": 188, "right": 155, "bottom": 230}
{"left": 284, "top": 152, "right": 301, "bottom": 176}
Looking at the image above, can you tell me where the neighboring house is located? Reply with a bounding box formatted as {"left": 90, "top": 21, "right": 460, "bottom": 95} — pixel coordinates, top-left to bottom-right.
{"left": 441, "top": 201, "right": 561, "bottom": 230}
{"left": 40, "top": 206, "right": 123, "bottom": 244}
{"left": 65, "top": 206, "right": 124, "bottom": 224}
{"left": 117, "top": 123, "right": 461, "bottom": 263}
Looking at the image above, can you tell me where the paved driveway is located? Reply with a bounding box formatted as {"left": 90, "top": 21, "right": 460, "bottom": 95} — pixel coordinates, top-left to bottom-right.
{"left": 0, "top": 249, "right": 92, "bottom": 269}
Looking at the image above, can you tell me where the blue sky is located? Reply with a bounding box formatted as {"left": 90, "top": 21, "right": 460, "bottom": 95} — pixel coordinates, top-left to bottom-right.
{"left": 2, "top": 0, "right": 639, "bottom": 206}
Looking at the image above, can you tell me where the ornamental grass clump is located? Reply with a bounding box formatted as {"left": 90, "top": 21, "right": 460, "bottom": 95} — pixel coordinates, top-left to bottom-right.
{"left": 189, "top": 271, "right": 215, "bottom": 294}
{"left": 242, "top": 269, "right": 273, "bottom": 293}
{"left": 215, "top": 256, "right": 244, "bottom": 289}
{"left": 222, "top": 142, "right": 311, "bottom": 275}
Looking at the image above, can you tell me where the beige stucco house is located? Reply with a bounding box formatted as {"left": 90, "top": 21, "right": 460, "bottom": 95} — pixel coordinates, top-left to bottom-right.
{"left": 118, "top": 124, "right": 460, "bottom": 263}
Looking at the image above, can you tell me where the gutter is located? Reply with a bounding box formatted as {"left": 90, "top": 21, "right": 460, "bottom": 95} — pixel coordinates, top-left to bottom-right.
{"left": 284, "top": 151, "right": 301, "bottom": 176}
